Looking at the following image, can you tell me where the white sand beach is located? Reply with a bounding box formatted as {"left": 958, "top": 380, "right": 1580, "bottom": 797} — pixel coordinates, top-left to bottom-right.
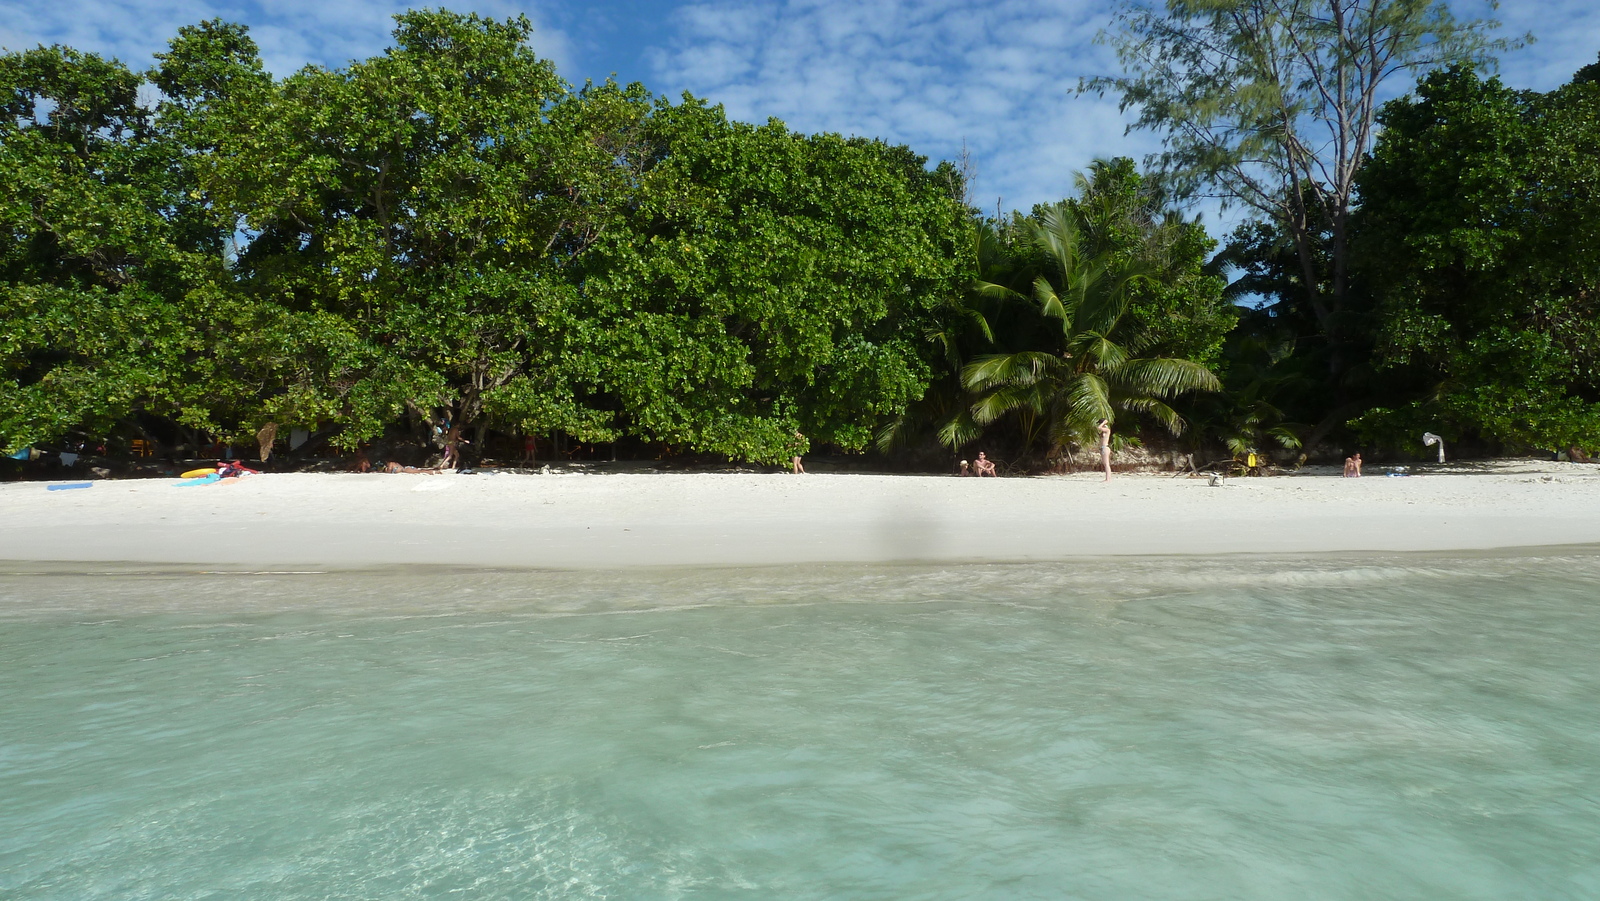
{"left": 3, "top": 460, "right": 1599, "bottom": 569}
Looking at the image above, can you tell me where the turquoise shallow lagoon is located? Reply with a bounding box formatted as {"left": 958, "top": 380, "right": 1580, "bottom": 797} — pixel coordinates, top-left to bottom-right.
{"left": 2, "top": 551, "right": 1598, "bottom": 899}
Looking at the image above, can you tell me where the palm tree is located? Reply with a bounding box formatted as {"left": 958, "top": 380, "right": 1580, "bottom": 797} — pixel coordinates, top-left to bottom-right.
{"left": 961, "top": 199, "right": 1220, "bottom": 462}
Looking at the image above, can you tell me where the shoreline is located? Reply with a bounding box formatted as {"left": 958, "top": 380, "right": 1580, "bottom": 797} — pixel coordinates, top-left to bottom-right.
{"left": 5, "top": 461, "right": 1600, "bottom": 569}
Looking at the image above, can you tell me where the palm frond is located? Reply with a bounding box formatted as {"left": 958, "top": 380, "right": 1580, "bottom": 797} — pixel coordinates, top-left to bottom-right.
{"left": 937, "top": 409, "right": 983, "bottom": 449}
{"left": 1061, "top": 372, "right": 1112, "bottom": 436}
{"left": 1119, "top": 396, "right": 1186, "bottom": 435}
{"left": 1266, "top": 424, "right": 1304, "bottom": 450}
{"left": 875, "top": 415, "right": 908, "bottom": 453}
{"left": 1079, "top": 331, "right": 1131, "bottom": 371}
{"left": 971, "top": 381, "right": 1052, "bottom": 424}
{"left": 1113, "top": 357, "right": 1221, "bottom": 398}
{"left": 961, "top": 352, "right": 1057, "bottom": 390}
{"left": 972, "top": 279, "right": 1028, "bottom": 303}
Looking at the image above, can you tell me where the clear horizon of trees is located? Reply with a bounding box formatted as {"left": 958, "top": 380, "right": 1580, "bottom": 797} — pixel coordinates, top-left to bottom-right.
{"left": 5, "top": 7, "right": 1598, "bottom": 470}
{"left": 2, "top": 11, "right": 973, "bottom": 465}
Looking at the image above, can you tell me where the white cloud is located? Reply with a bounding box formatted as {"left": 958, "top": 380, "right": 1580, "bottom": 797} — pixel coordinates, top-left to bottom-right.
{"left": 647, "top": 0, "right": 1600, "bottom": 230}
{"left": 3, "top": 0, "right": 1593, "bottom": 237}
{"left": 0, "top": 0, "right": 573, "bottom": 78}
{"left": 645, "top": 0, "right": 1165, "bottom": 218}
{"left": 1488, "top": 0, "right": 1600, "bottom": 90}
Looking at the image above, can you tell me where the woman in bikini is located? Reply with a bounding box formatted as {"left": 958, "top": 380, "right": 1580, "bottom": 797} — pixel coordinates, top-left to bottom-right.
{"left": 1097, "top": 419, "right": 1113, "bottom": 482}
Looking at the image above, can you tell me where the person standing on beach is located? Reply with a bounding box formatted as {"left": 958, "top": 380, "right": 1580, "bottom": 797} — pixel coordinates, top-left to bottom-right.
{"left": 791, "top": 431, "right": 806, "bottom": 474}
{"left": 1344, "top": 453, "right": 1362, "bottom": 477}
{"left": 439, "top": 424, "right": 466, "bottom": 471}
{"left": 1097, "top": 419, "right": 1113, "bottom": 482}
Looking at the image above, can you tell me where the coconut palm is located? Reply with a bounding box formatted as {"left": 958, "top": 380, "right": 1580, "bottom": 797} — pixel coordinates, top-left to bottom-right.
{"left": 961, "top": 200, "right": 1220, "bottom": 460}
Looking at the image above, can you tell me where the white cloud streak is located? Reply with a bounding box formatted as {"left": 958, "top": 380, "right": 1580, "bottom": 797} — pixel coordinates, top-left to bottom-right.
{"left": 647, "top": 0, "right": 1600, "bottom": 223}
{"left": 1489, "top": 0, "right": 1600, "bottom": 90}
{"left": 0, "top": 0, "right": 573, "bottom": 77}
{"left": 2, "top": 0, "right": 1594, "bottom": 232}
{"left": 646, "top": 0, "right": 1168, "bottom": 216}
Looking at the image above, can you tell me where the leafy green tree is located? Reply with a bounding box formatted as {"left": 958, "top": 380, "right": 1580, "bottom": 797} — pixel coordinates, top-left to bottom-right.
{"left": 0, "top": 43, "right": 224, "bottom": 453}
{"left": 196, "top": 11, "right": 969, "bottom": 462}
{"left": 884, "top": 160, "right": 1229, "bottom": 464}
{"left": 573, "top": 98, "right": 972, "bottom": 462}
{"left": 201, "top": 11, "right": 642, "bottom": 449}
{"left": 1352, "top": 64, "right": 1600, "bottom": 451}
{"left": 1092, "top": 0, "right": 1517, "bottom": 376}
{"left": 961, "top": 184, "right": 1223, "bottom": 459}
{"left": 1185, "top": 328, "right": 1310, "bottom": 461}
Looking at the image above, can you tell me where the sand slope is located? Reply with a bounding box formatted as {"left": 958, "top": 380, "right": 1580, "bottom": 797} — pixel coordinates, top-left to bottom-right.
{"left": 4, "top": 462, "right": 1599, "bottom": 568}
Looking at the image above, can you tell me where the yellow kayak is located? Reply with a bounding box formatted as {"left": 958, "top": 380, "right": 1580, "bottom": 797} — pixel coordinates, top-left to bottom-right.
{"left": 180, "top": 467, "right": 217, "bottom": 479}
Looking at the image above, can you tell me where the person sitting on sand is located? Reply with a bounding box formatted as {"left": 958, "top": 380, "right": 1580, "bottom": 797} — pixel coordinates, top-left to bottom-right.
{"left": 1569, "top": 445, "right": 1593, "bottom": 464}
{"left": 959, "top": 460, "right": 971, "bottom": 476}
{"left": 973, "top": 452, "right": 997, "bottom": 477}
{"left": 1343, "top": 453, "right": 1362, "bottom": 477}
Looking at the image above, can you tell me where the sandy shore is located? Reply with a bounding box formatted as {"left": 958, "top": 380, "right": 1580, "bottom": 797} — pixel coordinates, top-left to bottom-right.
{"left": 3, "top": 461, "right": 1599, "bottom": 569}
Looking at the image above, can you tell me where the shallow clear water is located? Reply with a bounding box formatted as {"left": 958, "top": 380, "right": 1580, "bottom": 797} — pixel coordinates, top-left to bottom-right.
{"left": 2, "top": 552, "right": 1598, "bottom": 900}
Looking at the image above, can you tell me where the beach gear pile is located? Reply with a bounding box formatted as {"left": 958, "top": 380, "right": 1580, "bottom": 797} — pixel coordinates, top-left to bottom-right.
{"left": 176, "top": 461, "right": 260, "bottom": 486}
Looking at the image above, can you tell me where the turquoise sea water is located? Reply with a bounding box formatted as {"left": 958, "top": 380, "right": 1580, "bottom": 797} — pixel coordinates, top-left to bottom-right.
{"left": 2, "top": 552, "right": 1598, "bottom": 899}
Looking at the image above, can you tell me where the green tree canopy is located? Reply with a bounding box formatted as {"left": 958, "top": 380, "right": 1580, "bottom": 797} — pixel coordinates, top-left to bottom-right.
{"left": 572, "top": 98, "right": 971, "bottom": 461}
{"left": 0, "top": 41, "right": 229, "bottom": 453}
{"left": 1092, "top": 0, "right": 1517, "bottom": 377}
{"left": 956, "top": 161, "right": 1226, "bottom": 458}
{"left": 1353, "top": 64, "right": 1600, "bottom": 451}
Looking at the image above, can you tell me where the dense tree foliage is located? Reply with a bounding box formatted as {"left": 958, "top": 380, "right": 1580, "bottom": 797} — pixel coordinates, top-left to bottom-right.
{"left": 8, "top": 8, "right": 1589, "bottom": 471}
{"left": 2, "top": 12, "right": 970, "bottom": 464}
{"left": 880, "top": 159, "right": 1230, "bottom": 465}
{"left": 0, "top": 43, "right": 222, "bottom": 451}
{"left": 1351, "top": 64, "right": 1600, "bottom": 451}
{"left": 1093, "top": 0, "right": 1515, "bottom": 382}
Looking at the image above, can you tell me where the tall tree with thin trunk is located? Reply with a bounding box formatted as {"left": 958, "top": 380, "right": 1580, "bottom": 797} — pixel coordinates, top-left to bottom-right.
{"left": 1089, "top": 0, "right": 1521, "bottom": 374}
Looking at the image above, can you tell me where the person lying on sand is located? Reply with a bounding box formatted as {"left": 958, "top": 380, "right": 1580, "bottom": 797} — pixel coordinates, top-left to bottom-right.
{"left": 973, "top": 452, "right": 997, "bottom": 477}
{"left": 1343, "top": 453, "right": 1363, "bottom": 477}
{"left": 384, "top": 461, "right": 440, "bottom": 474}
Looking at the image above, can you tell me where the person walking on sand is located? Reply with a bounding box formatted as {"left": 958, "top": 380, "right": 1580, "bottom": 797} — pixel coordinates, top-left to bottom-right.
{"left": 974, "top": 452, "right": 997, "bottom": 477}
{"left": 1097, "top": 419, "right": 1113, "bottom": 482}
{"left": 791, "top": 431, "right": 806, "bottom": 474}
{"left": 440, "top": 424, "right": 468, "bottom": 471}
{"left": 1343, "top": 452, "right": 1363, "bottom": 477}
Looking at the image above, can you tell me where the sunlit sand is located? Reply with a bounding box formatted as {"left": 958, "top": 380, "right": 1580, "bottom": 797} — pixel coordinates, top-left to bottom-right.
{"left": 4, "top": 460, "right": 1598, "bottom": 568}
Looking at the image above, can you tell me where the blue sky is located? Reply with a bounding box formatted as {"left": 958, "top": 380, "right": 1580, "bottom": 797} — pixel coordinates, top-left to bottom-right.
{"left": 3, "top": 0, "right": 1597, "bottom": 237}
